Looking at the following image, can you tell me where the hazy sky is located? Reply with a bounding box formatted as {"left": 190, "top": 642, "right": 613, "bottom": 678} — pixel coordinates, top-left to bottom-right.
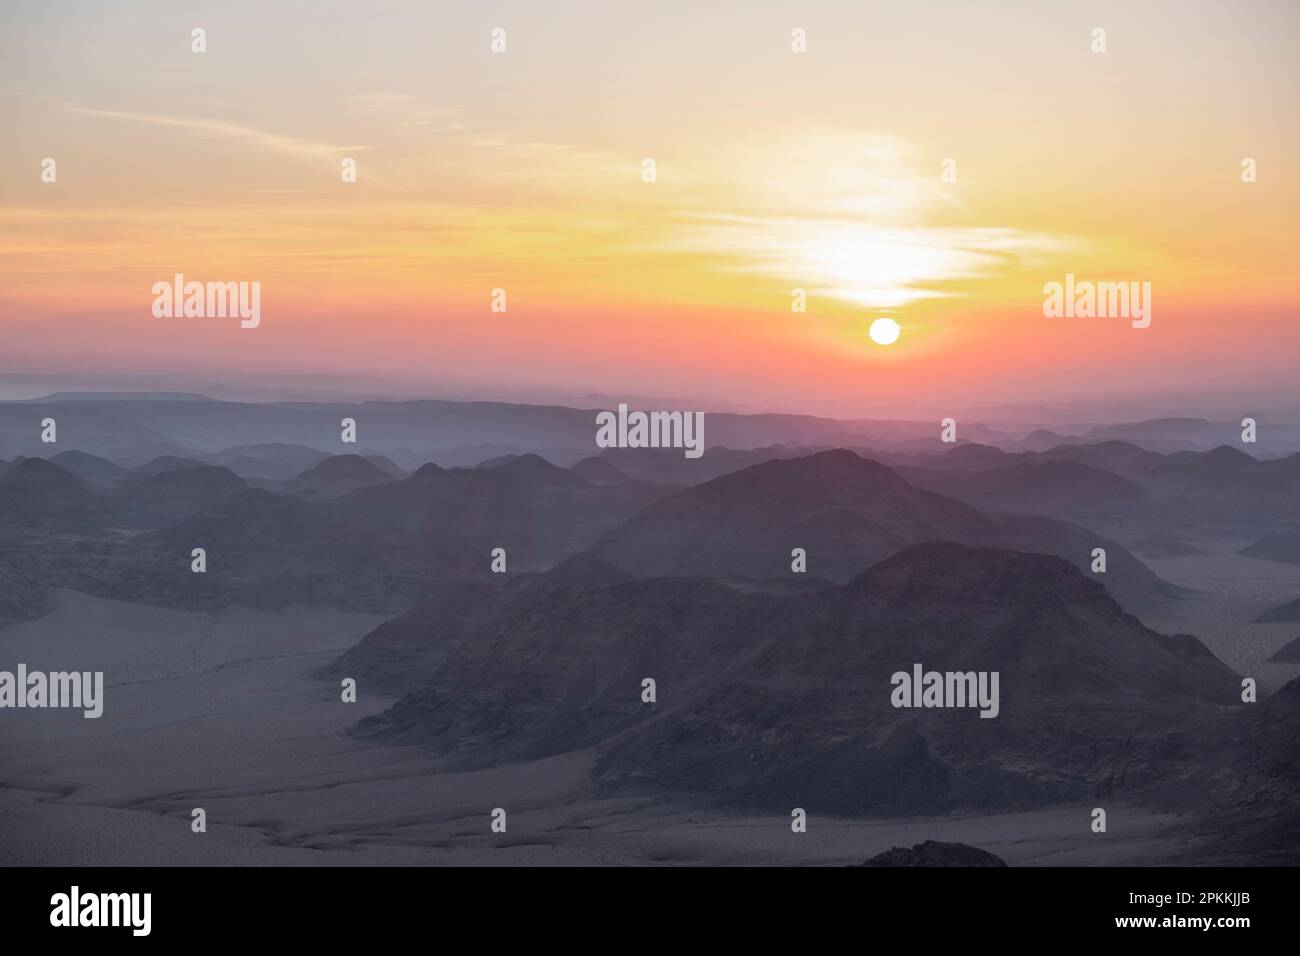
{"left": 1, "top": 0, "right": 1296, "bottom": 417}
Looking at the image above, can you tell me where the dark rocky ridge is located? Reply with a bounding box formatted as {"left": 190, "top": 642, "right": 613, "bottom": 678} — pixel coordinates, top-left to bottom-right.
{"left": 0, "top": 557, "right": 54, "bottom": 625}
{"left": 1187, "top": 674, "right": 1300, "bottom": 863}
{"left": 856, "top": 840, "right": 1007, "bottom": 867}
{"left": 351, "top": 543, "right": 1236, "bottom": 815}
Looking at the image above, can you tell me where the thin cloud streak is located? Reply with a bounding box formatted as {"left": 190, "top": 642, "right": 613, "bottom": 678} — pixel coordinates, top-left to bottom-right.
{"left": 68, "top": 107, "right": 371, "bottom": 162}
{"left": 668, "top": 131, "right": 1080, "bottom": 309}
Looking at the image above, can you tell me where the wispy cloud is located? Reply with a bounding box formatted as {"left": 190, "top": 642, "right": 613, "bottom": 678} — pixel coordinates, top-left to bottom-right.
{"left": 347, "top": 92, "right": 461, "bottom": 128}
{"left": 671, "top": 131, "right": 1077, "bottom": 309}
{"left": 68, "top": 107, "right": 370, "bottom": 162}
{"left": 678, "top": 216, "right": 1072, "bottom": 309}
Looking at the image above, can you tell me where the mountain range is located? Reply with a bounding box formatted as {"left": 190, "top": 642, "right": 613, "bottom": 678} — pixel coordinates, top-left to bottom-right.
{"left": 351, "top": 543, "right": 1236, "bottom": 815}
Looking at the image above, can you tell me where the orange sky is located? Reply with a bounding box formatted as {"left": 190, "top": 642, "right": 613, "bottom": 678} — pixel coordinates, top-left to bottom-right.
{"left": 1, "top": 0, "right": 1297, "bottom": 416}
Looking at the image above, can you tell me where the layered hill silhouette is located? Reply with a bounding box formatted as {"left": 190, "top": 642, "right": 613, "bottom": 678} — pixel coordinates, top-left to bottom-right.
{"left": 1252, "top": 596, "right": 1300, "bottom": 623}
{"left": 0, "top": 446, "right": 1172, "bottom": 624}
{"left": 352, "top": 543, "right": 1235, "bottom": 815}
{"left": 0, "top": 457, "right": 102, "bottom": 527}
{"left": 857, "top": 840, "right": 1007, "bottom": 867}
{"left": 1239, "top": 527, "right": 1300, "bottom": 565}
{"left": 206, "top": 442, "right": 328, "bottom": 477}
{"left": 283, "top": 454, "right": 396, "bottom": 498}
{"left": 912, "top": 441, "right": 1300, "bottom": 541}
{"left": 1031, "top": 440, "right": 1169, "bottom": 477}
{"left": 919, "top": 440, "right": 1166, "bottom": 478}
{"left": 898, "top": 459, "right": 1149, "bottom": 526}
{"left": 102, "top": 489, "right": 444, "bottom": 612}
{"left": 1267, "top": 636, "right": 1300, "bottom": 662}
{"left": 1130, "top": 533, "right": 1203, "bottom": 558}
{"left": 1082, "top": 418, "right": 1300, "bottom": 454}
{"left": 568, "top": 456, "right": 632, "bottom": 486}
{"left": 592, "top": 445, "right": 809, "bottom": 486}
{"left": 127, "top": 454, "right": 210, "bottom": 477}
{"left": 0, "top": 448, "right": 672, "bottom": 616}
{"left": 331, "top": 453, "right": 669, "bottom": 569}
{"left": 589, "top": 450, "right": 1167, "bottom": 605}
{"left": 110, "top": 464, "right": 248, "bottom": 527}
{"left": 0, "top": 393, "right": 1027, "bottom": 463}
{"left": 1147, "top": 447, "right": 1300, "bottom": 535}
{"left": 48, "top": 449, "right": 127, "bottom": 486}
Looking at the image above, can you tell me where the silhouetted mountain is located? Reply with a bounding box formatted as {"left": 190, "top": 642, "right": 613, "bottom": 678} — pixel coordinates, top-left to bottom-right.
{"left": 856, "top": 840, "right": 1007, "bottom": 867}
{"left": 1197, "top": 674, "right": 1300, "bottom": 863}
{"left": 26, "top": 391, "right": 215, "bottom": 403}
{"left": 1033, "top": 440, "right": 1168, "bottom": 478}
{"left": 594, "top": 445, "right": 811, "bottom": 486}
{"left": 1268, "top": 636, "right": 1300, "bottom": 662}
{"left": 596, "top": 544, "right": 1230, "bottom": 812}
{"left": 211, "top": 442, "right": 327, "bottom": 467}
{"left": 1252, "top": 597, "right": 1300, "bottom": 623}
{"left": 1083, "top": 418, "right": 1300, "bottom": 453}
{"left": 591, "top": 450, "right": 1166, "bottom": 604}
{"left": 1136, "top": 448, "right": 1300, "bottom": 536}
{"left": 406, "top": 462, "right": 447, "bottom": 483}
{"left": 48, "top": 450, "right": 127, "bottom": 486}
{"left": 327, "top": 464, "right": 449, "bottom": 531}
{"left": 0, "top": 458, "right": 100, "bottom": 527}
{"left": 426, "top": 444, "right": 551, "bottom": 468}
{"left": 899, "top": 459, "right": 1149, "bottom": 526}
{"left": 1131, "top": 533, "right": 1203, "bottom": 558}
{"left": 473, "top": 453, "right": 521, "bottom": 468}
{"left": 1238, "top": 673, "right": 1300, "bottom": 792}
{"left": 321, "top": 571, "right": 535, "bottom": 693}
{"left": 1239, "top": 527, "right": 1300, "bottom": 565}
{"left": 109, "top": 465, "right": 248, "bottom": 527}
{"left": 543, "top": 550, "right": 636, "bottom": 589}
{"left": 492, "top": 453, "right": 587, "bottom": 485}
{"left": 1020, "top": 429, "right": 1072, "bottom": 452}
{"left": 101, "top": 489, "right": 439, "bottom": 613}
{"left": 208, "top": 443, "right": 329, "bottom": 480}
{"left": 283, "top": 454, "right": 396, "bottom": 498}
{"left": 914, "top": 440, "right": 1170, "bottom": 485}
{"left": 127, "top": 454, "right": 210, "bottom": 478}
{"left": 110, "top": 443, "right": 208, "bottom": 468}
{"left": 323, "top": 553, "right": 636, "bottom": 695}
{"left": 922, "top": 443, "right": 1016, "bottom": 470}
{"left": 333, "top": 453, "right": 666, "bottom": 568}
{"left": 354, "top": 543, "right": 1233, "bottom": 815}
{"left": 363, "top": 454, "right": 405, "bottom": 478}
{"left": 569, "top": 456, "right": 631, "bottom": 486}
{"left": 0, "top": 401, "right": 189, "bottom": 460}
{"left": 1157, "top": 444, "right": 1257, "bottom": 478}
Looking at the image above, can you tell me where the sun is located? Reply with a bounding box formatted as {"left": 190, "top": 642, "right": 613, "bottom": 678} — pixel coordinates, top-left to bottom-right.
{"left": 868, "top": 317, "right": 901, "bottom": 346}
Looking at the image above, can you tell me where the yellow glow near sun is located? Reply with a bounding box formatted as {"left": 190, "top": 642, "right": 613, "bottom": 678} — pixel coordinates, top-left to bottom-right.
{"left": 868, "top": 317, "right": 901, "bottom": 346}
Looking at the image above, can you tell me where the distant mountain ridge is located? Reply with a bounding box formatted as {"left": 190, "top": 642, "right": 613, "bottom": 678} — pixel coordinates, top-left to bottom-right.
{"left": 590, "top": 449, "right": 1168, "bottom": 605}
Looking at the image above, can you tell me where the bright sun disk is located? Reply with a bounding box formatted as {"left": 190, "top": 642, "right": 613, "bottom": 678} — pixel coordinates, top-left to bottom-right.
{"left": 868, "top": 317, "right": 901, "bottom": 346}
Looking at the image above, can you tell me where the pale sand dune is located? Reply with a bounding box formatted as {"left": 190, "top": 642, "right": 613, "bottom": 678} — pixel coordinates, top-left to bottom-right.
{"left": 2, "top": 590, "right": 1201, "bottom": 866}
